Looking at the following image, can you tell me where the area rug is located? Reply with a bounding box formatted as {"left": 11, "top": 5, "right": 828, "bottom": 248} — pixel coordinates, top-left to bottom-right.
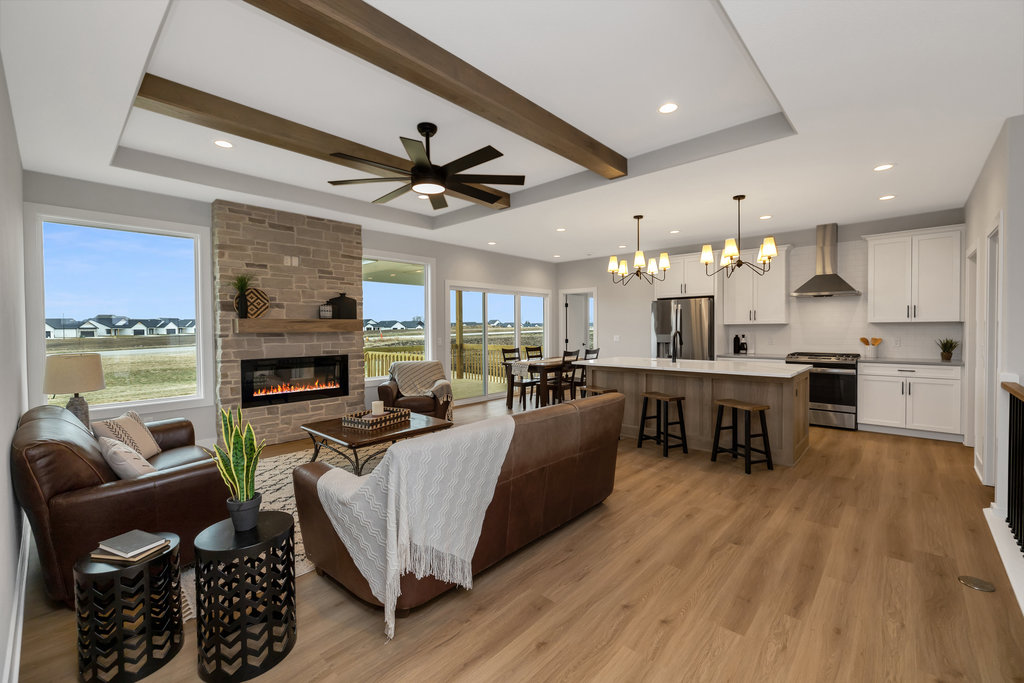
{"left": 179, "top": 442, "right": 389, "bottom": 621}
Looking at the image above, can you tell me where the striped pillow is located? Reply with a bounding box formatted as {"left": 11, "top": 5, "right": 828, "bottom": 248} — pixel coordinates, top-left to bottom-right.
{"left": 92, "top": 410, "right": 162, "bottom": 459}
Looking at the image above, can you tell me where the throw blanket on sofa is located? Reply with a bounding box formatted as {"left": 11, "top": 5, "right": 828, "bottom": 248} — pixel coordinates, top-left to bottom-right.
{"left": 316, "top": 414, "right": 515, "bottom": 638}
{"left": 389, "top": 360, "right": 453, "bottom": 421}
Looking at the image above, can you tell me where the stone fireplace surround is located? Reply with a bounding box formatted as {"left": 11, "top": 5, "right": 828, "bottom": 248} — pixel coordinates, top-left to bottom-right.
{"left": 213, "top": 200, "right": 365, "bottom": 444}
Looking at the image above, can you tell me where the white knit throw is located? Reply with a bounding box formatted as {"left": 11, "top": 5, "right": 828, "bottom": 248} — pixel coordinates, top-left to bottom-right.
{"left": 317, "top": 414, "right": 515, "bottom": 638}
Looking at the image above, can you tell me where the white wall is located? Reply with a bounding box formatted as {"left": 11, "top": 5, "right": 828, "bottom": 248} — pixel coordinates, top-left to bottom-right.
{"left": 0, "top": 49, "right": 28, "bottom": 682}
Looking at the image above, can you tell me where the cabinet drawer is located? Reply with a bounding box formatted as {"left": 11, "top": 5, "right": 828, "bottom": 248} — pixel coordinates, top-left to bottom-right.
{"left": 859, "top": 363, "right": 961, "bottom": 380}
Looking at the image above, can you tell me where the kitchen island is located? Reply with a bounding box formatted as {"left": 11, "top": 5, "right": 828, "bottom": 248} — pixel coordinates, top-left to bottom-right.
{"left": 576, "top": 356, "right": 812, "bottom": 466}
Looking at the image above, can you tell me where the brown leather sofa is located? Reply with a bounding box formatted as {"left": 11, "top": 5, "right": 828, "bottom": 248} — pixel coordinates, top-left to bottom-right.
{"left": 293, "top": 392, "right": 624, "bottom": 613}
{"left": 377, "top": 380, "right": 451, "bottom": 419}
{"left": 10, "top": 405, "right": 226, "bottom": 605}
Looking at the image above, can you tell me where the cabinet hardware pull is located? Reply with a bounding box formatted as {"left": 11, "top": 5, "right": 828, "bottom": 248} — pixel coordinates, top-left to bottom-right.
{"left": 683, "top": 283, "right": 686, "bottom": 294}
{"left": 901, "top": 381, "right": 904, "bottom": 395}
{"left": 749, "top": 311, "right": 752, "bottom": 320}
{"left": 913, "top": 304, "right": 917, "bottom": 318}
{"left": 908, "top": 381, "right": 912, "bottom": 396}
{"left": 897, "top": 369, "right": 916, "bottom": 372}
{"left": 907, "top": 305, "right": 910, "bottom": 318}
{"left": 754, "top": 310, "right": 757, "bottom": 321}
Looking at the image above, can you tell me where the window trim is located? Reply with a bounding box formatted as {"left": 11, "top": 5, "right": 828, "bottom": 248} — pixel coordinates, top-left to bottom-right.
{"left": 361, "top": 249, "right": 435, "bottom": 382}
{"left": 25, "top": 203, "right": 214, "bottom": 417}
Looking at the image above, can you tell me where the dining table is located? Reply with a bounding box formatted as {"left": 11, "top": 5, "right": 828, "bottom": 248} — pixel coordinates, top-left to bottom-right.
{"left": 503, "top": 357, "right": 567, "bottom": 409}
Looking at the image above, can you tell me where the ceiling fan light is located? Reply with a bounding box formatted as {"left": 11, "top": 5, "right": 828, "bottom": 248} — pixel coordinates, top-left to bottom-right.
{"left": 411, "top": 181, "right": 445, "bottom": 195}
{"left": 607, "top": 256, "right": 619, "bottom": 273}
{"left": 658, "top": 252, "right": 670, "bottom": 270}
{"left": 617, "top": 260, "right": 628, "bottom": 276}
{"left": 761, "top": 236, "right": 778, "bottom": 259}
{"left": 633, "top": 250, "right": 646, "bottom": 269}
{"left": 700, "top": 244, "right": 714, "bottom": 264}
{"left": 723, "top": 238, "right": 739, "bottom": 260}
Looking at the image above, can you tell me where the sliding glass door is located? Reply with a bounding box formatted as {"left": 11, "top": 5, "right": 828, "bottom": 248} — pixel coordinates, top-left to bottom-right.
{"left": 450, "top": 289, "right": 485, "bottom": 400}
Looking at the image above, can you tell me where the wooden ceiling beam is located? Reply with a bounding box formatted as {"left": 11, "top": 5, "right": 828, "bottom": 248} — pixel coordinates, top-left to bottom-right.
{"left": 133, "top": 73, "right": 511, "bottom": 209}
{"left": 243, "top": 0, "right": 628, "bottom": 180}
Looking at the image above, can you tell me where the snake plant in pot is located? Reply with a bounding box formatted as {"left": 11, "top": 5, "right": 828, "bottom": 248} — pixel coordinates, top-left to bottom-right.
{"left": 210, "top": 407, "right": 265, "bottom": 532}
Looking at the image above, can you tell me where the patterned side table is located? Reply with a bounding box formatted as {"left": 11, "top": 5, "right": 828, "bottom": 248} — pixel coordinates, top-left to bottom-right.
{"left": 74, "top": 532, "right": 183, "bottom": 682}
{"left": 194, "top": 511, "right": 296, "bottom": 683}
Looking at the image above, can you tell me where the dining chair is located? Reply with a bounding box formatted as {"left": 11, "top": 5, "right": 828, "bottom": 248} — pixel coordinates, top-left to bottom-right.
{"left": 574, "top": 347, "right": 600, "bottom": 398}
{"left": 502, "top": 347, "right": 537, "bottom": 409}
{"left": 550, "top": 350, "right": 580, "bottom": 403}
{"left": 523, "top": 346, "right": 544, "bottom": 407}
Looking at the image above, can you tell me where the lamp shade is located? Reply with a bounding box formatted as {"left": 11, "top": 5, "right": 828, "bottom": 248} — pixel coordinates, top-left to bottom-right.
{"left": 607, "top": 256, "right": 619, "bottom": 273}
{"left": 617, "top": 260, "right": 628, "bottom": 276}
{"left": 43, "top": 353, "right": 105, "bottom": 395}
{"left": 700, "top": 244, "right": 714, "bottom": 264}
{"left": 633, "top": 250, "right": 646, "bottom": 269}
{"left": 761, "top": 236, "right": 778, "bottom": 259}
{"left": 658, "top": 252, "right": 670, "bottom": 270}
{"left": 722, "top": 238, "right": 739, "bottom": 260}
{"left": 757, "top": 244, "right": 768, "bottom": 263}
{"left": 647, "top": 257, "right": 658, "bottom": 275}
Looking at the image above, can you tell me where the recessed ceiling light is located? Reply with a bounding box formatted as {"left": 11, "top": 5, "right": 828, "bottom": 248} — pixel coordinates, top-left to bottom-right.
{"left": 556, "top": 227, "right": 566, "bottom": 232}
{"left": 487, "top": 241, "right": 496, "bottom": 246}
{"left": 669, "top": 229, "right": 680, "bottom": 234}
{"left": 618, "top": 245, "right": 627, "bottom": 249}
{"left": 879, "top": 194, "right": 896, "bottom": 201}
{"left": 418, "top": 194, "right": 430, "bottom": 199}
{"left": 873, "top": 163, "right": 895, "bottom": 172}
{"left": 213, "top": 140, "right": 233, "bottom": 148}
{"left": 658, "top": 102, "right": 678, "bottom": 114}
{"left": 759, "top": 215, "right": 772, "bottom": 220}
{"left": 553, "top": 254, "right": 561, "bottom": 258}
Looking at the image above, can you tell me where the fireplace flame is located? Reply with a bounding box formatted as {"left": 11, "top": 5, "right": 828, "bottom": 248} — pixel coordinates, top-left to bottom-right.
{"left": 253, "top": 378, "right": 340, "bottom": 397}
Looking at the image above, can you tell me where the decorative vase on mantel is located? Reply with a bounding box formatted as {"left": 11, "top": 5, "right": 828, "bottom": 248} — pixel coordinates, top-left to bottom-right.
{"left": 233, "top": 274, "right": 253, "bottom": 320}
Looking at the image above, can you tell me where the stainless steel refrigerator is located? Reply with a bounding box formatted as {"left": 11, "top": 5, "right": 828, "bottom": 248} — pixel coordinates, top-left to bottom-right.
{"left": 651, "top": 296, "right": 715, "bottom": 360}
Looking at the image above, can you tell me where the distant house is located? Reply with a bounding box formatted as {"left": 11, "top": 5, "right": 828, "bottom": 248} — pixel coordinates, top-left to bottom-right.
{"left": 176, "top": 319, "right": 196, "bottom": 334}
{"left": 377, "top": 320, "right": 406, "bottom": 330}
{"left": 363, "top": 318, "right": 379, "bottom": 331}
{"left": 400, "top": 320, "right": 424, "bottom": 330}
{"left": 44, "top": 318, "right": 81, "bottom": 339}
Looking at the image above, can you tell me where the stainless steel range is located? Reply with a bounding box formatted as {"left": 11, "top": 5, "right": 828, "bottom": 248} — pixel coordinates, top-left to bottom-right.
{"left": 785, "top": 352, "right": 859, "bottom": 430}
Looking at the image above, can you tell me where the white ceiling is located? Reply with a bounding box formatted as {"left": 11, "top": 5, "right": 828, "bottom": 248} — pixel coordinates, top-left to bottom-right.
{"left": 1, "top": 0, "right": 1021, "bottom": 263}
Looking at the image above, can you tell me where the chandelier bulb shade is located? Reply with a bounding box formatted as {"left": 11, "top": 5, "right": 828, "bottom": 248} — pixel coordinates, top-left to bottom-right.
{"left": 608, "top": 214, "right": 670, "bottom": 285}
{"left": 704, "top": 194, "right": 776, "bottom": 278}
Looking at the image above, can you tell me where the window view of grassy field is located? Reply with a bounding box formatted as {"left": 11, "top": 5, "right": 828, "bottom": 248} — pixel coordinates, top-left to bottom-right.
{"left": 45, "top": 336, "right": 197, "bottom": 407}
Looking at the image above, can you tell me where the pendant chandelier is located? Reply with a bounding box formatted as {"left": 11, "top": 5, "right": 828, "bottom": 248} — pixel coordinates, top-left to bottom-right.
{"left": 701, "top": 195, "right": 777, "bottom": 278}
{"left": 607, "top": 215, "right": 670, "bottom": 285}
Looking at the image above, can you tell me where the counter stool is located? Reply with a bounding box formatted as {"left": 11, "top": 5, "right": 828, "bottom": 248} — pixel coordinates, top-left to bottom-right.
{"left": 637, "top": 391, "right": 688, "bottom": 458}
{"left": 711, "top": 399, "right": 773, "bottom": 474}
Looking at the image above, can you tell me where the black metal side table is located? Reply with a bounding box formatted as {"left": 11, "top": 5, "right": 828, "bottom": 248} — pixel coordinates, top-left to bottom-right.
{"left": 194, "top": 511, "right": 296, "bottom": 683}
{"left": 74, "top": 531, "right": 183, "bottom": 683}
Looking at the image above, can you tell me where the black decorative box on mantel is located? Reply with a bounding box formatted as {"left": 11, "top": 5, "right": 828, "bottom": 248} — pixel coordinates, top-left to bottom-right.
{"left": 327, "top": 293, "right": 357, "bottom": 319}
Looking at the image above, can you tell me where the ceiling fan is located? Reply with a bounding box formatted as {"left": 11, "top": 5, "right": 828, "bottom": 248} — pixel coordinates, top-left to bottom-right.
{"left": 327, "top": 122, "right": 525, "bottom": 210}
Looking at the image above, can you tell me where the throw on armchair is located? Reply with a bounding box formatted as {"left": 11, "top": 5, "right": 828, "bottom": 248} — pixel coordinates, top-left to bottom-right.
{"left": 10, "top": 405, "right": 226, "bottom": 605}
{"left": 378, "top": 360, "right": 453, "bottom": 421}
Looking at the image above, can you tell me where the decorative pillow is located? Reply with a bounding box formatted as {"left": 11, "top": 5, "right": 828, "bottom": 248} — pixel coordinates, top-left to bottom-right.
{"left": 92, "top": 410, "right": 162, "bottom": 459}
{"left": 98, "top": 437, "right": 157, "bottom": 479}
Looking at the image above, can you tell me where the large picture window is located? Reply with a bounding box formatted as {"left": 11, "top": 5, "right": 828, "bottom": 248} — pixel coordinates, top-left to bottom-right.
{"left": 363, "top": 258, "right": 428, "bottom": 378}
{"left": 42, "top": 221, "right": 198, "bottom": 406}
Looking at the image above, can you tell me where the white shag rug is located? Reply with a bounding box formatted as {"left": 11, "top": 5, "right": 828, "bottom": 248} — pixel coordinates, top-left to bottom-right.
{"left": 179, "top": 443, "right": 389, "bottom": 621}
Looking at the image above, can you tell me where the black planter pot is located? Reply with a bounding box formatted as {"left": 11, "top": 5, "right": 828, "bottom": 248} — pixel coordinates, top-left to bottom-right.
{"left": 237, "top": 288, "right": 250, "bottom": 319}
{"left": 226, "top": 492, "right": 261, "bottom": 533}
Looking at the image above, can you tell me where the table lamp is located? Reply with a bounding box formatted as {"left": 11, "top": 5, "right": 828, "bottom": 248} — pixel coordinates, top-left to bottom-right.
{"left": 43, "top": 353, "right": 105, "bottom": 425}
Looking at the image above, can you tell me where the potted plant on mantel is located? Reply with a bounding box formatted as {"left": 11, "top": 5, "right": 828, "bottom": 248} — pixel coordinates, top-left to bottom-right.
{"left": 936, "top": 338, "right": 960, "bottom": 362}
{"left": 232, "top": 274, "right": 252, "bottom": 319}
{"left": 210, "top": 407, "right": 265, "bottom": 532}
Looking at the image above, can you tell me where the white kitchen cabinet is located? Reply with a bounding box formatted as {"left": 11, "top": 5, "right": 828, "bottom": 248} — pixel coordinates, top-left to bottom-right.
{"left": 654, "top": 252, "right": 716, "bottom": 298}
{"left": 865, "top": 227, "right": 962, "bottom": 323}
{"left": 722, "top": 245, "right": 789, "bottom": 324}
{"left": 858, "top": 363, "right": 961, "bottom": 434}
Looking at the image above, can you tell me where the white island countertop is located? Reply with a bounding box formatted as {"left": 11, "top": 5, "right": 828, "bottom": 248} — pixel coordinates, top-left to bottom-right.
{"left": 574, "top": 356, "right": 812, "bottom": 379}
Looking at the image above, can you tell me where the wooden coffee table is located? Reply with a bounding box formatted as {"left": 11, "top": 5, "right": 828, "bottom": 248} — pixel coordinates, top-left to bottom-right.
{"left": 300, "top": 413, "right": 453, "bottom": 474}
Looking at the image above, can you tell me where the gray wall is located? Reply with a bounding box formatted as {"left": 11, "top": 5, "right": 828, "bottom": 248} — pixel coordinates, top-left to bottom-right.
{"left": 0, "top": 51, "right": 27, "bottom": 680}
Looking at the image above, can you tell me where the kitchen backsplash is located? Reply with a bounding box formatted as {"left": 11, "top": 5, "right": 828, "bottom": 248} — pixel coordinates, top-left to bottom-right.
{"left": 721, "top": 239, "right": 964, "bottom": 361}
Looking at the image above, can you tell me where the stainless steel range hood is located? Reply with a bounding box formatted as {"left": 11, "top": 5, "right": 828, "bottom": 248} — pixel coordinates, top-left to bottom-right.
{"left": 791, "top": 223, "right": 861, "bottom": 297}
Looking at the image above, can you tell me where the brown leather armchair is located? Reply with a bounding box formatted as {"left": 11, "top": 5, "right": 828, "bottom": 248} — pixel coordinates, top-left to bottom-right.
{"left": 377, "top": 369, "right": 452, "bottom": 420}
{"left": 10, "top": 405, "right": 226, "bottom": 605}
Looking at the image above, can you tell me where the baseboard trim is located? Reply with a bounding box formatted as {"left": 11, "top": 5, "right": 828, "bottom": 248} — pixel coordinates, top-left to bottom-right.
{"left": 857, "top": 423, "right": 964, "bottom": 442}
{"left": 3, "top": 514, "right": 30, "bottom": 683}
{"left": 975, "top": 450, "right": 985, "bottom": 483}
{"left": 983, "top": 505, "right": 1024, "bottom": 618}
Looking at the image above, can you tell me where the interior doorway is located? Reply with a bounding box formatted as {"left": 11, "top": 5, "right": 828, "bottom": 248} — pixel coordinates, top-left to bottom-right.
{"left": 562, "top": 289, "right": 596, "bottom": 353}
{"left": 982, "top": 222, "right": 1001, "bottom": 486}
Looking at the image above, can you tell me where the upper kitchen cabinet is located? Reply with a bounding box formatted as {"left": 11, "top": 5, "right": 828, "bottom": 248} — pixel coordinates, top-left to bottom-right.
{"left": 723, "top": 245, "right": 789, "bottom": 325}
{"left": 654, "top": 252, "right": 716, "bottom": 298}
{"left": 864, "top": 226, "right": 963, "bottom": 323}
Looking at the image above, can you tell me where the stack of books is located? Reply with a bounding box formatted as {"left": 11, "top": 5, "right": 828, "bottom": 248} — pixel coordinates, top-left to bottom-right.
{"left": 91, "top": 530, "right": 169, "bottom": 564}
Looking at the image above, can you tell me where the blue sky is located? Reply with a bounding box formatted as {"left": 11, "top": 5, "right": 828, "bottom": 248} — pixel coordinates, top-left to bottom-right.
{"left": 43, "top": 222, "right": 196, "bottom": 319}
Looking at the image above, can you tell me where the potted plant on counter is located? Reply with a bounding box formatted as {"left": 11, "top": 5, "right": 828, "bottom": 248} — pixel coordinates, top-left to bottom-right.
{"left": 210, "top": 407, "right": 265, "bottom": 532}
{"left": 936, "top": 338, "right": 960, "bottom": 362}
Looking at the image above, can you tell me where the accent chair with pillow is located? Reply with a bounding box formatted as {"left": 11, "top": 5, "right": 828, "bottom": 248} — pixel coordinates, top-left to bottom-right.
{"left": 377, "top": 360, "right": 453, "bottom": 421}
{"left": 10, "top": 405, "right": 225, "bottom": 605}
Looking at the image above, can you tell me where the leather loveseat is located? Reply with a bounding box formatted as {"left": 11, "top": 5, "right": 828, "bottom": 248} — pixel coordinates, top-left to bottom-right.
{"left": 10, "top": 405, "right": 226, "bottom": 605}
{"left": 293, "top": 392, "right": 625, "bottom": 613}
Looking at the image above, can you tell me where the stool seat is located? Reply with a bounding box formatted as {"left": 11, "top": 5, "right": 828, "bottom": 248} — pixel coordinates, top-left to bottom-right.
{"left": 582, "top": 386, "right": 615, "bottom": 396}
{"left": 637, "top": 393, "right": 688, "bottom": 458}
{"left": 714, "top": 398, "right": 769, "bottom": 412}
{"left": 642, "top": 390, "right": 685, "bottom": 402}
{"left": 711, "top": 398, "right": 773, "bottom": 474}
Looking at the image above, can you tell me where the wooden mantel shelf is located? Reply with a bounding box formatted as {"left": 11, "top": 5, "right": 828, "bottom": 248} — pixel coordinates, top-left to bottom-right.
{"left": 233, "top": 318, "right": 362, "bottom": 334}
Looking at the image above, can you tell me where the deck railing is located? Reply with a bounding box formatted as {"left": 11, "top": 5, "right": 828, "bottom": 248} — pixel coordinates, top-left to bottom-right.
{"left": 1004, "top": 382, "right": 1024, "bottom": 554}
{"left": 363, "top": 345, "right": 514, "bottom": 385}
{"left": 363, "top": 350, "right": 425, "bottom": 378}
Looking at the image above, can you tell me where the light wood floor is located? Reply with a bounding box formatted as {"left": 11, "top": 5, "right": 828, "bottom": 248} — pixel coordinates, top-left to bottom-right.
{"left": 20, "top": 398, "right": 1024, "bottom": 681}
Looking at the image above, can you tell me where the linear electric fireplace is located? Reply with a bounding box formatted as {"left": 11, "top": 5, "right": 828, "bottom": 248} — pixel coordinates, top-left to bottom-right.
{"left": 241, "top": 355, "right": 349, "bottom": 408}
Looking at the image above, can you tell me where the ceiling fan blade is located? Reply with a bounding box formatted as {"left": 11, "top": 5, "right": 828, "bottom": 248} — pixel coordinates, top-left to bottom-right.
{"left": 429, "top": 194, "right": 448, "bottom": 210}
{"left": 451, "top": 174, "right": 525, "bottom": 186}
{"left": 330, "top": 151, "right": 409, "bottom": 175}
{"left": 372, "top": 183, "right": 413, "bottom": 204}
{"left": 400, "top": 136, "right": 431, "bottom": 167}
{"left": 443, "top": 145, "right": 502, "bottom": 174}
{"left": 446, "top": 180, "right": 502, "bottom": 204}
{"left": 328, "top": 177, "right": 407, "bottom": 186}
